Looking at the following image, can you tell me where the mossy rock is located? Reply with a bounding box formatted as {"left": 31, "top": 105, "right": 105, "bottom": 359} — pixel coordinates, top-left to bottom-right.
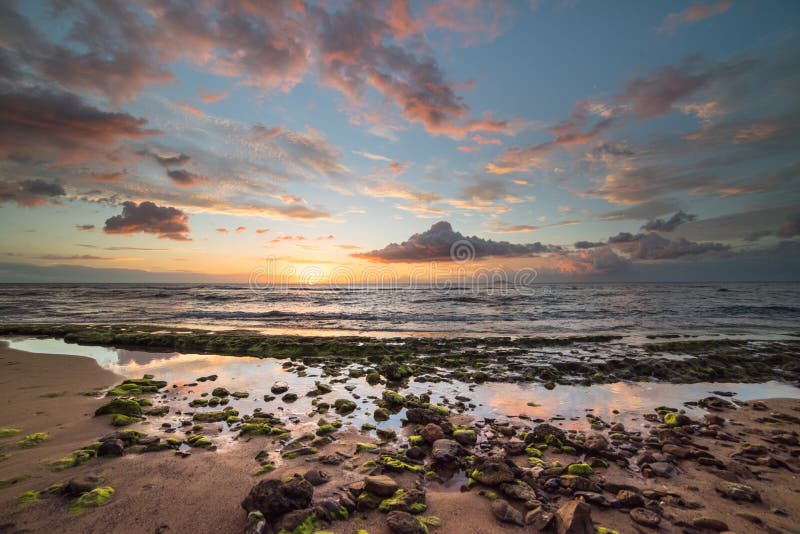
{"left": 232, "top": 391, "right": 250, "bottom": 399}
{"left": 211, "top": 387, "right": 230, "bottom": 397}
{"left": 18, "top": 432, "right": 49, "bottom": 448}
{"left": 193, "top": 408, "right": 239, "bottom": 423}
{"left": 111, "top": 414, "right": 141, "bottom": 426}
{"left": 0, "top": 428, "right": 22, "bottom": 438}
{"left": 240, "top": 423, "right": 272, "bottom": 436}
{"left": 334, "top": 399, "right": 357, "bottom": 415}
{"left": 381, "top": 390, "right": 406, "bottom": 407}
{"left": 70, "top": 486, "right": 115, "bottom": 515}
{"left": 187, "top": 435, "right": 213, "bottom": 448}
{"left": 366, "top": 372, "right": 381, "bottom": 385}
{"left": 17, "top": 490, "right": 40, "bottom": 508}
{"left": 95, "top": 399, "right": 142, "bottom": 417}
{"left": 567, "top": 463, "right": 593, "bottom": 476}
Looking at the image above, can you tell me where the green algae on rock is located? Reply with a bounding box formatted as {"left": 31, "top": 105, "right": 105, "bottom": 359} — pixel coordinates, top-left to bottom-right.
{"left": 69, "top": 486, "right": 115, "bottom": 515}
{"left": 18, "top": 432, "right": 49, "bottom": 448}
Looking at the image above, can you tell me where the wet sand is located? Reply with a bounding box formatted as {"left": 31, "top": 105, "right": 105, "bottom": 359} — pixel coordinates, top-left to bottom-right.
{"left": 1, "top": 342, "right": 799, "bottom": 534}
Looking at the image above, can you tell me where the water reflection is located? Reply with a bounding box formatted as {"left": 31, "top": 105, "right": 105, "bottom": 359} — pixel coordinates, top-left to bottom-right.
{"left": 5, "top": 337, "right": 800, "bottom": 433}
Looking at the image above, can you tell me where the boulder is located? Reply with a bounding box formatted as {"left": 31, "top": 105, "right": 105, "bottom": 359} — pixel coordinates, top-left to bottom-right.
{"left": 528, "top": 423, "right": 566, "bottom": 444}
{"left": 630, "top": 507, "right": 660, "bottom": 527}
{"left": 431, "top": 439, "right": 462, "bottom": 463}
{"left": 491, "top": 499, "right": 524, "bottom": 526}
{"left": 615, "top": 489, "right": 644, "bottom": 508}
{"left": 473, "top": 458, "right": 515, "bottom": 486}
{"left": 270, "top": 381, "right": 289, "bottom": 394}
{"left": 241, "top": 475, "right": 314, "bottom": 517}
{"left": 97, "top": 438, "right": 125, "bottom": 457}
{"left": 303, "top": 469, "right": 330, "bottom": 486}
{"left": 583, "top": 434, "right": 608, "bottom": 453}
{"left": 555, "top": 499, "right": 593, "bottom": 534}
{"left": 692, "top": 517, "right": 729, "bottom": 531}
{"left": 405, "top": 408, "right": 443, "bottom": 425}
{"left": 420, "top": 423, "right": 445, "bottom": 444}
{"left": 364, "top": 475, "right": 399, "bottom": 497}
{"left": 715, "top": 481, "right": 761, "bottom": 502}
{"left": 386, "top": 510, "right": 425, "bottom": 534}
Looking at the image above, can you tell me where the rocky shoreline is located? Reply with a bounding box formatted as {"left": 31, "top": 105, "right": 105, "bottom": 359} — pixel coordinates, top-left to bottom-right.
{"left": 1, "top": 336, "right": 799, "bottom": 533}
{"left": 1, "top": 324, "right": 799, "bottom": 388}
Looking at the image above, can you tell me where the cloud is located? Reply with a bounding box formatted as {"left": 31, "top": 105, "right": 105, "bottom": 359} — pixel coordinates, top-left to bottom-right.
{"left": 423, "top": 0, "right": 515, "bottom": 45}
{"left": 353, "top": 220, "right": 559, "bottom": 262}
{"left": 314, "top": 1, "right": 519, "bottom": 139}
{"left": 176, "top": 103, "right": 206, "bottom": 118}
{"left": 216, "top": 228, "right": 229, "bottom": 234}
{"left": 235, "top": 226, "right": 246, "bottom": 233}
{"left": 103, "top": 201, "right": 191, "bottom": 241}
{"left": 776, "top": 213, "right": 800, "bottom": 238}
{"left": 0, "top": 88, "right": 160, "bottom": 164}
{"left": 166, "top": 169, "right": 208, "bottom": 187}
{"left": 353, "top": 150, "right": 392, "bottom": 162}
{"left": 608, "top": 232, "right": 729, "bottom": 260}
{"left": 641, "top": 211, "right": 697, "bottom": 232}
{"left": 34, "top": 254, "right": 113, "bottom": 261}
{"left": 388, "top": 161, "right": 409, "bottom": 176}
{"left": 574, "top": 241, "right": 605, "bottom": 249}
{"left": 255, "top": 228, "right": 270, "bottom": 234}
{"left": 658, "top": 0, "right": 732, "bottom": 36}
{"left": 198, "top": 88, "right": 229, "bottom": 103}
{"left": 141, "top": 151, "right": 191, "bottom": 167}
{"left": 76, "top": 224, "right": 95, "bottom": 231}
{"left": 556, "top": 246, "right": 628, "bottom": 275}
{"left": 600, "top": 199, "right": 683, "bottom": 221}
{"left": 0, "top": 179, "right": 66, "bottom": 207}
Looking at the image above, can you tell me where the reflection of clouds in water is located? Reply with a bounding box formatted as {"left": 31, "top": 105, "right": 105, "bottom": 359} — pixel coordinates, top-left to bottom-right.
{"left": 471, "top": 380, "right": 800, "bottom": 429}
{"left": 115, "top": 349, "right": 180, "bottom": 366}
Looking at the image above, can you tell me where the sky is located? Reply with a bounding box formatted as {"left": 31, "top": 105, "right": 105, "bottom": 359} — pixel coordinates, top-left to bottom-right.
{"left": 0, "top": 0, "right": 799, "bottom": 283}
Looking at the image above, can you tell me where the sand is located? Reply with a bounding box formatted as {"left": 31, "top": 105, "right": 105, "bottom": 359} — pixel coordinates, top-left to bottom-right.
{"left": 1, "top": 342, "right": 799, "bottom": 534}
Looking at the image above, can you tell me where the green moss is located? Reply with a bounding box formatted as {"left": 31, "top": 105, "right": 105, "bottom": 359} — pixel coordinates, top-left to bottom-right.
{"left": 528, "top": 456, "right": 545, "bottom": 467}
{"left": 382, "top": 390, "right": 406, "bottom": 406}
{"left": 189, "top": 398, "right": 209, "bottom": 407}
{"left": 69, "top": 486, "right": 115, "bottom": 515}
{"left": 426, "top": 404, "right": 449, "bottom": 416}
{"left": 560, "top": 445, "right": 576, "bottom": 453}
{"left": 193, "top": 408, "right": 239, "bottom": 422}
{"left": 17, "top": 490, "right": 40, "bottom": 507}
{"left": 46, "top": 483, "right": 64, "bottom": 494}
{"left": 232, "top": 391, "right": 249, "bottom": 399}
{"left": 356, "top": 442, "right": 378, "bottom": 453}
{"left": 544, "top": 381, "right": 556, "bottom": 390}
{"left": 361, "top": 423, "right": 376, "bottom": 432}
{"left": 525, "top": 446, "right": 542, "bottom": 457}
{"left": 663, "top": 412, "right": 681, "bottom": 427}
{"left": 609, "top": 433, "right": 629, "bottom": 440}
{"left": 359, "top": 460, "right": 377, "bottom": 473}
{"left": 282, "top": 393, "right": 298, "bottom": 402}
{"left": 567, "top": 463, "right": 593, "bottom": 476}
{"left": 240, "top": 423, "right": 272, "bottom": 436}
{"left": 381, "top": 454, "right": 423, "bottom": 473}
{"left": 334, "top": 398, "right": 357, "bottom": 414}
{"left": 408, "top": 435, "right": 425, "bottom": 446}
{"left": 276, "top": 513, "right": 317, "bottom": 534}
{"left": 51, "top": 448, "right": 95, "bottom": 470}
{"left": 187, "top": 435, "right": 212, "bottom": 448}
{"left": 135, "top": 397, "right": 153, "bottom": 407}
{"left": 0, "top": 428, "right": 22, "bottom": 438}
{"left": 366, "top": 371, "right": 381, "bottom": 385}
{"left": 212, "top": 387, "right": 230, "bottom": 397}
{"left": 95, "top": 398, "right": 142, "bottom": 417}
{"left": 111, "top": 414, "right": 140, "bottom": 426}
{"left": 453, "top": 429, "right": 476, "bottom": 443}
{"left": 0, "top": 475, "right": 30, "bottom": 489}
{"left": 252, "top": 462, "right": 276, "bottom": 476}
{"left": 316, "top": 424, "right": 335, "bottom": 436}
{"left": 18, "top": 432, "right": 49, "bottom": 448}
{"left": 596, "top": 527, "right": 620, "bottom": 534}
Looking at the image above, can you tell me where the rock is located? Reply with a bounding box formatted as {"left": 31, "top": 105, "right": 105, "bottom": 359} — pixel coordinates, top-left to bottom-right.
{"left": 273, "top": 508, "right": 315, "bottom": 533}
{"left": 64, "top": 476, "right": 102, "bottom": 497}
{"left": 504, "top": 438, "right": 527, "bottom": 455}
{"left": 615, "top": 489, "right": 644, "bottom": 508}
{"left": 630, "top": 507, "right": 660, "bottom": 527}
{"left": 364, "top": 475, "right": 399, "bottom": 497}
{"left": 499, "top": 481, "right": 537, "bottom": 502}
{"left": 662, "top": 443, "right": 691, "bottom": 459}
{"left": 431, "top": 439, "right": 462, "bottom": 463}
{"left": 526, "top": 507, "right": 554, "bottom": 529}
{"left": 692, "top": 517, "right": 729, "bottom": 531}
{"left": 241, "top": 474, "right": 314, "bottom": 517}
{"left": 472, "top": 458, "right": 515, "bottom": 486}
{"left": 453, "top": 429, "right": 477, "bottom": 446}
{"left": 715, "top": 481, "right": 761, "bottom": 502}
{"left": 271, "top": 381, "right": 289, "bottom": 394}
{"left": 420, "top": 423, "right": 445, "bottom": 444}
{"left": 491, "top": 499, "right": 524, "bottom": 526}
{"left": 96, "top": 438, "right": 125, "bottom": 457}
{"left": 244, "top": 511, "right": 267, "bottom": 534}
{"left": 610, "top": 422, "right": 625, "bottom": 432}
{"left": 378, "top": 488, "right": 426, "bottom": 513}
{"left": 303, "top": 469, "right": 330, "bottom": 486}
{"left": 583, "top": 434, "right": 608, "bottom": 452}
{"left": 555, "top": 499, "right": 593, "bottom": 534}
{"left": 528, "top": 423, "right": 566, "bottom": 444}
{"left": 405, "top": 407, "right": 442, "bottom": 425}
{"left": 704, "top": 414, "right": 725, "bottom": 426}
{"left": 558, "top": 475, "right": 599, "bottom": 493}
{"left": 386, "top": 510, "right": 425, "bottom": 534}
{"left": 211, "top": 387, "right": 230, "bottom": 397}
{"left": 574, "top": 491, "right": 609, "bottom": 507}
{"left": 406, "top": 446, "right": 426, "bottom": 460}
{"left": 646, "top": 461, "right": 676, "bottom": 478}
{"left": 374, "top": 408, "right": 390, "bottom": 421}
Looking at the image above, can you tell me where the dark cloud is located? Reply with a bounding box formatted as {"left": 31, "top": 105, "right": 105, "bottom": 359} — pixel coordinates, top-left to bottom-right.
{"left": 166, "top": 169, "right": 207, "bottom": 187}
{"left": 609, "top": 232, "right": 729, "bottom": 260}
{"left": 76, "top": 224, "right": 95, "bottom": 231}
{"left": 0, "top": 88, "right": 160, "bottom": 164}
{"left": 776, "top": 213, "right": 800, "bottom": 238}
{"left": 103, "top": 201, "right": 191, "bottom": 241}
{"left": 600, "top": 199, "right": 683, "bottom": 221}
{"left": 641, "top": 211, "right": 697, "bottom": 232}
{"left": 353, "top": 221, "right": 559, "bottom": 262}
{"left": 658, "top": 0, "right": 732, "bottom": 36}
{"left": 0, "top": 179, "right": 65, "bottom": 207}
{"left": 574, "top": 241, "right": 605, "bottom": 249}
{"left": 149, "top": 152, "right": 191, "bottom": 167}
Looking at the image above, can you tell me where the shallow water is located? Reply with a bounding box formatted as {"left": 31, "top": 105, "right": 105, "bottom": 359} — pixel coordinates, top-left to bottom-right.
{"left": 6, "top": 336, "right": 800, "bottom": 435}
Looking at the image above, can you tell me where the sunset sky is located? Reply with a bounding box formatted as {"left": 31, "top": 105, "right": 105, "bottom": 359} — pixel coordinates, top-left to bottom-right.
{"left": 1, "top": 0, "right": 799, "bottom": 282}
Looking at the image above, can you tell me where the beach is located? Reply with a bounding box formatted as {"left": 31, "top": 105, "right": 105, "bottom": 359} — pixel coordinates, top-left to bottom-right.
{"left": 1, "top": 328, "right": 799, "bottom": 534}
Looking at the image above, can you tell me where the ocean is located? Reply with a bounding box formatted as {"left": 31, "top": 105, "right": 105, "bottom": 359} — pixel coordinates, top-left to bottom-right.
{"left": 0, "top": 282, "right": 798, "bottom": 337}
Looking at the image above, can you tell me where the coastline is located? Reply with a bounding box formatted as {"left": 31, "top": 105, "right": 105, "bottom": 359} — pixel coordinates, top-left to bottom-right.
{"left": 0, "top": 335, "right": 798, "bottom": 533}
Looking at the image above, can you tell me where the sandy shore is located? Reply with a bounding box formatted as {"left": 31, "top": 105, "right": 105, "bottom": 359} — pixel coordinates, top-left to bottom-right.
{"left": 1, "top": 342, "right": 799, "bottom": 534}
